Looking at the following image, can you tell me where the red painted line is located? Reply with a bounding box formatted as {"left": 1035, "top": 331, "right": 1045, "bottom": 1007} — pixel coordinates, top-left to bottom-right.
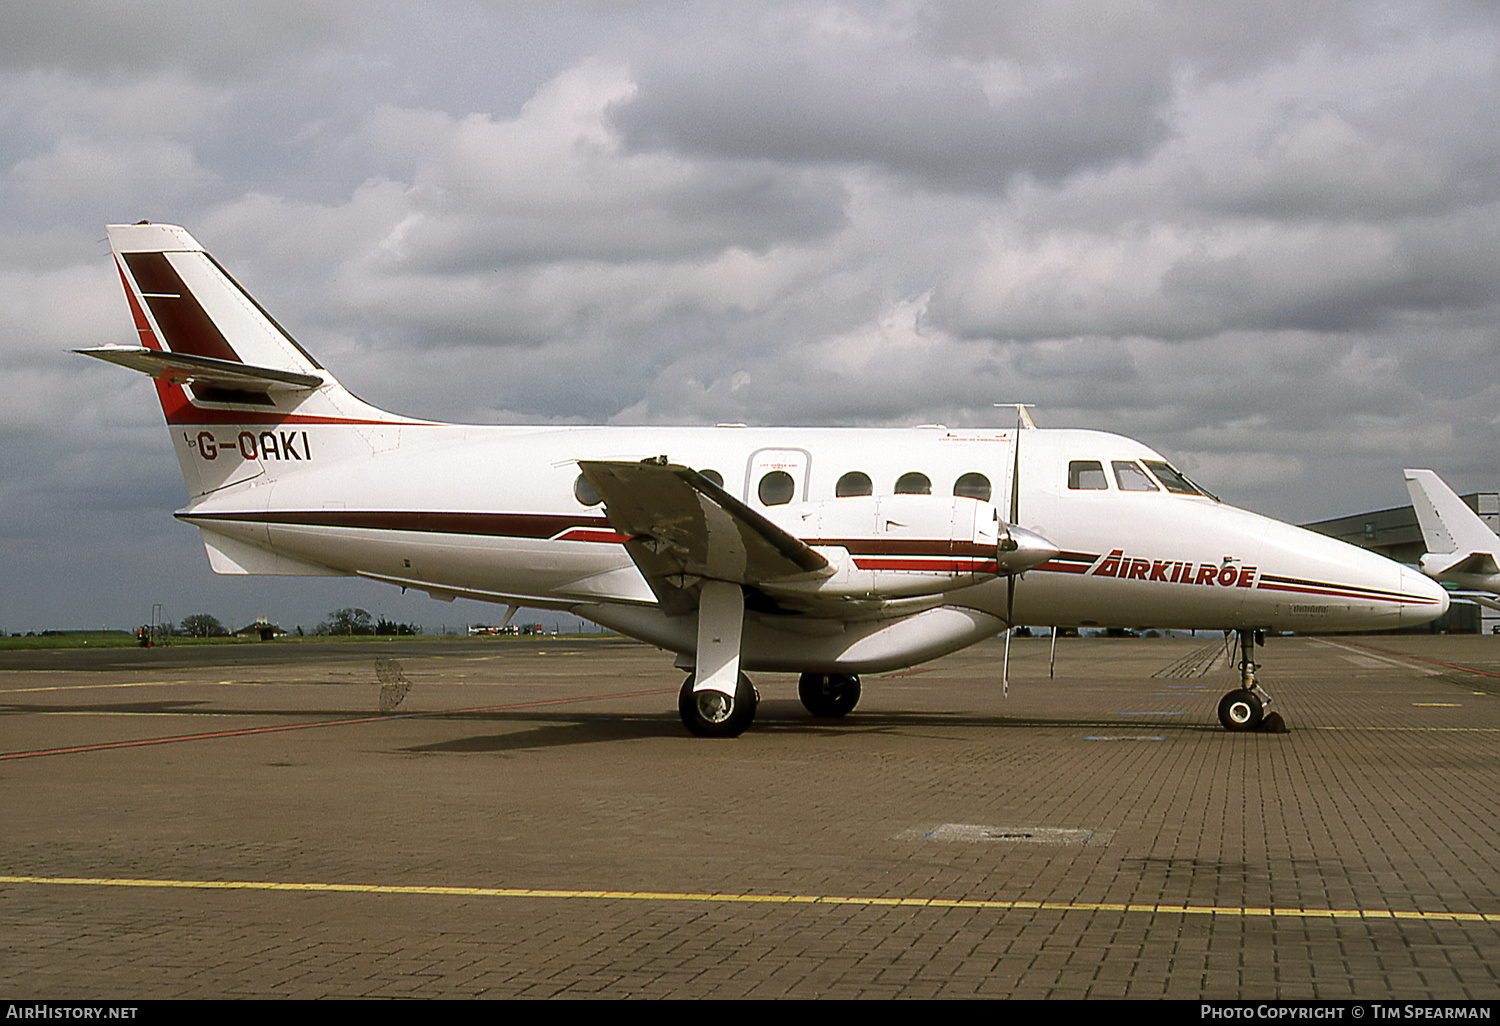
{"left": 1342, "top": 642, "right": 1500, "bottom": 680}
{"left": 0, "top": 687, "right": 677, "bottom": 761}
{"left": 554, "top": 528, "right": 629, "bottom": 544}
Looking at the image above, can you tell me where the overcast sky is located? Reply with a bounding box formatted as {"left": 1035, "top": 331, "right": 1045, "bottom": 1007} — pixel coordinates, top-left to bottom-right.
{"left": 1, "top": 1, "right": 1497, "bottom": 634}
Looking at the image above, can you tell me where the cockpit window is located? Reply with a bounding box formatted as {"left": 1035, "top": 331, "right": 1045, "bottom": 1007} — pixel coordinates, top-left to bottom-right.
{"left": 1112, "top": 460, "right": 1159, "bottom": 492}
{"left": 1141, "top": 460, "right": 1203, "bottom": 496}
{"left": 1068, "top": 460, "right": 1107, "bottom": 490}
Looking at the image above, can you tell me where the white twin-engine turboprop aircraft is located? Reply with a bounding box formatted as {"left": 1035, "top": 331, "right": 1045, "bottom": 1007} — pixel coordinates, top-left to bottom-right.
{"left": 81, "top": 222, "right": 1448, "bottom": 736}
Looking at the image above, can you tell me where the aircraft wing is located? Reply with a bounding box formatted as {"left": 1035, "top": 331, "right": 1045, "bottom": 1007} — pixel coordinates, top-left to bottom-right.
{"left": 578, "top": 460, "right": 831, "bottom": 615}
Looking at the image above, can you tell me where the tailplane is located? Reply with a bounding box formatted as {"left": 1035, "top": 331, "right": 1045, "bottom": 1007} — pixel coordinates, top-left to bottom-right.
{"left": 82, "top": 222, "right": 417, "bottom": 498}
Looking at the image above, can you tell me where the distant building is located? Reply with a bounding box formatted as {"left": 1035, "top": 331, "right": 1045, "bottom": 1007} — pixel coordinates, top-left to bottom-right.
{"left": 235, "top": 617, "right": 287, "bottom": 641}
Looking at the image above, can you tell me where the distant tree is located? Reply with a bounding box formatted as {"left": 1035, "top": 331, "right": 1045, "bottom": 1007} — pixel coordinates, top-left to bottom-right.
{"left": 179, "top": 613, "right": 228, "bottom": 638}
{"left": 318, "top": 608, "right": 373, "bottom": 636}
{"left": 376, "top": 618, "right": 422, "bottom": 636}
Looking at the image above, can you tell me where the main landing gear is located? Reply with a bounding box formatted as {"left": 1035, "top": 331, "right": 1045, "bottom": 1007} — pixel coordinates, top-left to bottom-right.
{"left": 676, "top": 672, "right": 863, "bottom": 734}
{"left": 1217, "top": 629, "right": 1287, "bottom": 733}
{"left": 679, "top": 672, "right": 758, "bottom": 737}
{"left": 798, "top": 672, "right": 861, "bottom": 717}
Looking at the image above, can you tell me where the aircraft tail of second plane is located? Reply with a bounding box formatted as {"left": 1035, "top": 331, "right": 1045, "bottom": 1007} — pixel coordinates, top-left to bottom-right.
{"left": 1403, "top": 468, "right": 1500, "bottom": 578}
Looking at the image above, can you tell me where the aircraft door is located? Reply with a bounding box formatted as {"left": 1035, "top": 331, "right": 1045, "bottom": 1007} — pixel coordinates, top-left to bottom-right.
{"left": 745, "top": 448, "right": 810, "bottom": 508}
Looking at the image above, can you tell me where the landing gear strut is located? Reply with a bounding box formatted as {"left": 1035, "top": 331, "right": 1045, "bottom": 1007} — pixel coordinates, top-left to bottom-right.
{"left": 1217, "top": 629, "right": 1284, "bottom": 732}
{"left": 798, "top": 673, "right": 861, "bottom": 717}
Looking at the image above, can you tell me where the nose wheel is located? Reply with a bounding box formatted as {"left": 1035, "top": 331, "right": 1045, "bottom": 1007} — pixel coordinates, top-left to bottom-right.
{"left": 1218, "top": 688, "right": 1264, "bottom": 731}
{"left": 1217, "top": 629, "right": 1285, "bottom": 732}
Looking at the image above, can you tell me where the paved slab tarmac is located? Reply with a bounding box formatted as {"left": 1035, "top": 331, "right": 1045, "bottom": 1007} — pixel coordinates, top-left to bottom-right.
{"left": 1, "top": 633, "right": 1497, "bottom": 999}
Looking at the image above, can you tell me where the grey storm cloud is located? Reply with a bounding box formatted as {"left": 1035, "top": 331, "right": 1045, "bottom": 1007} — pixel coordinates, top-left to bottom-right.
{"left": 0, "top": 1, "right": 377, "bottom": 80}
{"left": 611, "top": 31, "right": 1175, "bottom": 190}
{"left": 2, "top": 1, "right": 1499, "bottom": 633}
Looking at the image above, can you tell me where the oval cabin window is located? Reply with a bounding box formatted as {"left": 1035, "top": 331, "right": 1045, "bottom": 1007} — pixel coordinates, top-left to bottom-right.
{"left": 895, "top": 472, "right": 931, "bottom": 495}
{"left": 758, "top": 470, "right": 795, "bottom": 506}
{"left": 953, "top": 472, "right": 991, "bottom": 502}
{"left": 574, "top": 473, "right": 602, "bottom": 506}
{"left": 836, "top": 471, "right": 873, "bottom": 497}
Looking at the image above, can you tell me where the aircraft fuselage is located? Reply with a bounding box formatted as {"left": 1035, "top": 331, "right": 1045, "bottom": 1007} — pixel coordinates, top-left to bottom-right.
{"left": 175, "top": 420, "right": 1446, "bottom": 673}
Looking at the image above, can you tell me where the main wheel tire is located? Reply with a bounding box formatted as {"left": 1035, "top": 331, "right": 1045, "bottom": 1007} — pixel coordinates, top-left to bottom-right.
{"left": 1218, "top": 688, "right": 1264, "bottom": 732}
{"left": 798, "top": 672, "right": 861, "bottom": 717}
{"left": 679, "top": 672, "right": 757, "bottom": 737}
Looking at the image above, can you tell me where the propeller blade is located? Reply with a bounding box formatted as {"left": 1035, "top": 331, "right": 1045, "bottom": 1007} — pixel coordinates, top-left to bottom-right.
{"left": 1003, "top": 405, "right": 1027, "bottom": 695}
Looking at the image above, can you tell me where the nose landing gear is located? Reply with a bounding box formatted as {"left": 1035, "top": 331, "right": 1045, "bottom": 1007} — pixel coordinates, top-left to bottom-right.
{"left": 1218, "top": 629, "right": 1287, "bottom": 733}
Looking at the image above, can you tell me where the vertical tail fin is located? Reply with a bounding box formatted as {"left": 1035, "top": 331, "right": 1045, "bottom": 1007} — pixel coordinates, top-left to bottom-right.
{"left": 81, "top": 223, "right": 416, "bottom": 498}
{"left": 108, "top": 222, "right": 325, "bottom": 381}
{"left": 1403, "top": 469, "right": 1500, "bottom": 576}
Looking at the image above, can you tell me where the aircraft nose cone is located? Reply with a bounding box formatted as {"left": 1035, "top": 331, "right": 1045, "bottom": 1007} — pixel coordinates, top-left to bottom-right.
{"left": 996, "top": 525, "right": 1059, "bottom": 575}
{"left": 1399, "top": 564, "right": 1450, "bottom": 626}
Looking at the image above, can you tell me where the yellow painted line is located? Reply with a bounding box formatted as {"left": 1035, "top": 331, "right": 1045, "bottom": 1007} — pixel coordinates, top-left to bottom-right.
{"left": 1412, "top": 703, "right": 1461, "bottom": 707}
{"left": 0, "top": 681, "right": 187, "bottom": 694}
{"left": 1, "top": 874, "right": 1495, "bottom": 924}
{"left": 0, "top": 680, "right": 338, "bottom": 694}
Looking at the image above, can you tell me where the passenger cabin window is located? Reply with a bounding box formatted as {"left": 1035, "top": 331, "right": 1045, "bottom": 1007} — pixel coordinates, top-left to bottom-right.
{"left": 1141, "top": 460, "right": 1202, "bottom": 496}
{"left": 953, "top": 472, "right": 992, "bottom": 502}
{"left": 758, "top": 470, "right": 795, "bottom": 506}
{"left": 1113, "top": 461, "right": 1159, "bottom": 492}
{"left": 836, "top": 471, "right": 873, "bottom": 497}
{"left": 1068, "top": 460, "right": 1108, "bottom": 490}
{"left": 895, "top": 472, "right": 931, "bottom": 495}
{"left": 574, "top": 473, "right": 602, "bottom": 506}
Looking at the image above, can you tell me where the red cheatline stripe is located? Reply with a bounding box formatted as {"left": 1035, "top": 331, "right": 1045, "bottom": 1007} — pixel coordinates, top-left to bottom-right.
{"left": 1256, "top": 577, "right": 1442, "bottom": 605}
{"left": 852, "top": 558, "right": 998, "bottom": 573}
{"left": 168, "top": 411, "right": 411, "bottom": 426}
{"left": 180, "top": 510, "right": 613, "bottom": 540}
{"left": 0, "top": 688, "right": 676, "bottom": 761}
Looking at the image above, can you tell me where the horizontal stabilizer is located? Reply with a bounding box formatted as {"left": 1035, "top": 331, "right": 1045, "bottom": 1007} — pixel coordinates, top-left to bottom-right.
{"left": 77, "top": 345, "right": 323, "bottom": 391}
{"left": 1427, "top": 551, "right": 1500, "bottom": 577}
{"left": 1443, "top": 589, "right": 1500, "bottom": 613}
